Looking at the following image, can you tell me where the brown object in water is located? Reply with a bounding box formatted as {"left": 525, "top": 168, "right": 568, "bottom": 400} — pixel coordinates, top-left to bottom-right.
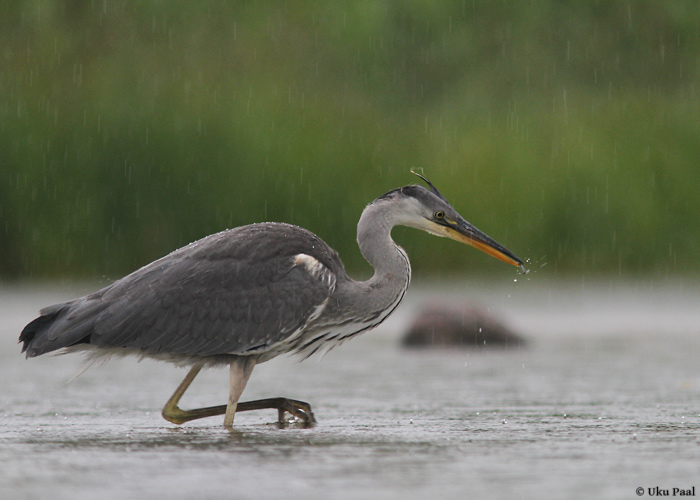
{"left": 402, "top": 303, "right": 526, "bottom": 349}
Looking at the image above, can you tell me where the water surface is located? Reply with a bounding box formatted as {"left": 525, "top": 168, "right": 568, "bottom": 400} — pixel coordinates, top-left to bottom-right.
{"left": 1, "top": 279, "right": 699, "bottom": 499}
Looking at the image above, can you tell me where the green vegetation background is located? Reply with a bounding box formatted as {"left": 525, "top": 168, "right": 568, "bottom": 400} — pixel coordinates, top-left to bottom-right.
{"left": 1, "top": 1, "right": 698, "bottom": 280}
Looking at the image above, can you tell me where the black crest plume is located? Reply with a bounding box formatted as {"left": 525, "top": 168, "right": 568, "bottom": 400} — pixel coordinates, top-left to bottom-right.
{"left": 410, "top": 169, "right": 448, "bottom": 202}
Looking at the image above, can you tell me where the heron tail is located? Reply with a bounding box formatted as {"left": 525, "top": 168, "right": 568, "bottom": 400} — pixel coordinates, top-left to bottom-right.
{"left": 19, "top": 299, "right": 103, "bottom": 358}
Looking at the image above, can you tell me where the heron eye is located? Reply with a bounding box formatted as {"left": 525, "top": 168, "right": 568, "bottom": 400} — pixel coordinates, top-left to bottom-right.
{"left": 434, "top": 211, "right": 445, "bottom": 219}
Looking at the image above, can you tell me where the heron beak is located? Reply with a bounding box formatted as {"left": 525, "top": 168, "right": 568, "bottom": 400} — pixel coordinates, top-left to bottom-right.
{"left": 439, "top": 217, "right": 527, "bottom": 273}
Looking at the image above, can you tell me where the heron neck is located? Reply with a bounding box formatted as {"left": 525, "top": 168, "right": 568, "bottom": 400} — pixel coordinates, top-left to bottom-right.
{"left": 306, "top": 200, "right": 410, "bottom": 332}
{"left": 356, "top": 201, "right": 411, "bottom": 291}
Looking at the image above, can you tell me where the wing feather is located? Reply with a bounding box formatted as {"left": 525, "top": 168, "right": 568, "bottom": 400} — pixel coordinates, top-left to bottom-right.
{"left": 22, "top": 223, "right": 340, "bottom": 360}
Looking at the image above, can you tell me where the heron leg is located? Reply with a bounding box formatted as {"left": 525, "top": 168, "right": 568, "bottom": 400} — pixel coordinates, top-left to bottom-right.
{"left": 223, "top": 356, "right": 257, "bottom": 428}
{"left": 161, "top": 364, "right": 227, "bottom": 425}
{"left": 160, "top": 359, "right": 315, "bottom": 428}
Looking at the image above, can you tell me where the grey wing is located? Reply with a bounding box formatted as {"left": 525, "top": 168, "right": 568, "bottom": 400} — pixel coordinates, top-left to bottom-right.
{"left": 89, "top": 251, "right": 337, "bottom": 357}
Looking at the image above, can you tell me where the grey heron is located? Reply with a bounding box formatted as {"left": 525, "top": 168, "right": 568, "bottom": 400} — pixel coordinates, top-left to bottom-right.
{"left": 19, "top": 172, "right": 526, "bottom": 428}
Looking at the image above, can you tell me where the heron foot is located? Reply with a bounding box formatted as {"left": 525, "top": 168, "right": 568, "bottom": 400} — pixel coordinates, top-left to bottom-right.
{"left": 161, "top": 398, "right": 316, "bottom": 427}
{"left": 161, "top": 365, "right": 316, "bottom": 427}
{"left": 163, "top": 403, "right": 228, "bottom": 425}
{"left": 237, "top": 397, "right": 316, "bottom": 428}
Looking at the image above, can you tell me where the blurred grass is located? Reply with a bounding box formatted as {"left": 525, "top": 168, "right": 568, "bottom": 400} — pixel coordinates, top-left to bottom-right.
{"left": 1, "top": 0, "right": 698, "bottom": 280}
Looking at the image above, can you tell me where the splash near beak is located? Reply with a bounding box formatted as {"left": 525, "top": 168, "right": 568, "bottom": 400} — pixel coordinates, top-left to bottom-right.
{"left": 440, "top": 219, "right": 528, "bottom": 273}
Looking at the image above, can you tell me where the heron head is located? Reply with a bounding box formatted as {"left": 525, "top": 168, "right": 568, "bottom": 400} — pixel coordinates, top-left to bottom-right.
{"left": 383, "top": 171, "right": 527, "bottom": 273}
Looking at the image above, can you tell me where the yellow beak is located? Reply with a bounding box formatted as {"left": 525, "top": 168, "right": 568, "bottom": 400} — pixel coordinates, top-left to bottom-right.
{"left": 437, "top": 218, "right": 527, "bottom": 273}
